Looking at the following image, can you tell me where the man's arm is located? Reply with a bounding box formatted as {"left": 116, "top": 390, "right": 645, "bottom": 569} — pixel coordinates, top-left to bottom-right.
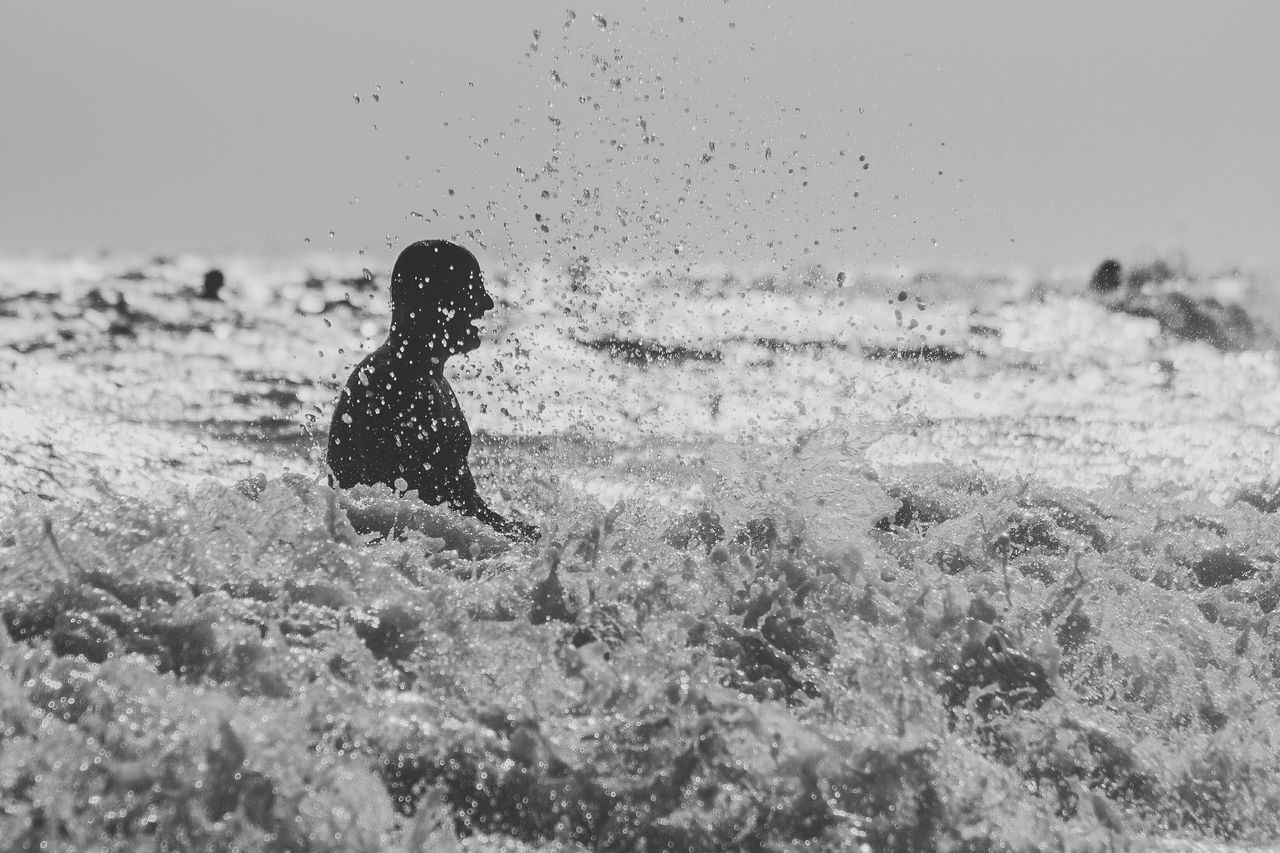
{"left": 448, "top": 464, "right": 540, "bottom": 541}
{"left": 392, "top": 404, "right": 538, "bottom": 540}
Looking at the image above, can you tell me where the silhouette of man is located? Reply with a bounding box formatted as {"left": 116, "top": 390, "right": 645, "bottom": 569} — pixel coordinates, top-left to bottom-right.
{"left": 327, "top": 240, "right": 537, "bottom": 540}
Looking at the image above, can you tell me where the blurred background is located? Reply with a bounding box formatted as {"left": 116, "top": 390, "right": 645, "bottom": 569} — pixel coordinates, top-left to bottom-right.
{"left": 2, "top": 0, "right": 1278, "bottom": 272}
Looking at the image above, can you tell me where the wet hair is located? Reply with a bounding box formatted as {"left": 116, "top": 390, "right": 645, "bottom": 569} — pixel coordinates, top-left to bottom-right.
{"left": 389, "top": 240, "right": 482, "bottom": 330}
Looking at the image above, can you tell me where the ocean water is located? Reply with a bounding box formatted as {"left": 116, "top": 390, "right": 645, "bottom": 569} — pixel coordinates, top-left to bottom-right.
{"left": 1, "top": 253, "right": 1278, "bottom": 850}
{"left": 2, "top": 253, "right": 1275, "bottom": 508}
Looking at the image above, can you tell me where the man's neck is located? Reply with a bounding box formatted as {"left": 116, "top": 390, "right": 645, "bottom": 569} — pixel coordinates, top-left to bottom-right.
{"left": 384, "top": 330, "right": 449, "bottom": 376}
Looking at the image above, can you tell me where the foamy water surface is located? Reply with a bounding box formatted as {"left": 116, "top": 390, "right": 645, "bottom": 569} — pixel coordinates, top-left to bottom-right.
{"left": 1, "top": 253, "right": 1275, "bottom": 511}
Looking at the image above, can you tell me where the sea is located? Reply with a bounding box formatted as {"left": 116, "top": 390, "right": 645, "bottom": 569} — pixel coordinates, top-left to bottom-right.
{"left": 1, "top": 251, "right": 1277, "bottom": 851}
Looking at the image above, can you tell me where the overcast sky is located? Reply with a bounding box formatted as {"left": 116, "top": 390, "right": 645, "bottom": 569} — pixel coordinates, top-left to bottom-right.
{"left": 3, "top": 1, "right": 1277, "bottom": 272}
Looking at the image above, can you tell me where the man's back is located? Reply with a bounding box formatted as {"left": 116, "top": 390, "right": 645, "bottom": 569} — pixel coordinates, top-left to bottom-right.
{"left": 326, "top": 343, "right": 472, "bottom": 503}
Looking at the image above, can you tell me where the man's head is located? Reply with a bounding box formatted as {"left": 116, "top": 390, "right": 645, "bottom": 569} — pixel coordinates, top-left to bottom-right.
{"left": 389, "top": 240, "right": 495, "bottom": 355}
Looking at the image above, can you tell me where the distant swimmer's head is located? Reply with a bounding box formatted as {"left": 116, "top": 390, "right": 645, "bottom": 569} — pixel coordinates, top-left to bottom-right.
{"left": 389, "top": 240, "right": 495, "bottom": 356}
{"left": 1089, "top": 258, "right": 1123, "bottom": 295}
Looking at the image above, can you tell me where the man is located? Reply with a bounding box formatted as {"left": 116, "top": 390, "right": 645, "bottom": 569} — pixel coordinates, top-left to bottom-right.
{"left": 327, "top": 240, "right": 537, "bottom": 540}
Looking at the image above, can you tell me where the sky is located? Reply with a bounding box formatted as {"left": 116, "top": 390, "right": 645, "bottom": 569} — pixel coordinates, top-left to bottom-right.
{"left": 2, "top": 1, "right": 1278, "bottom": 272}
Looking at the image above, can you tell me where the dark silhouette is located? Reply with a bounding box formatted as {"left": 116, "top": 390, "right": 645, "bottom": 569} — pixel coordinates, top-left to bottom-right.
{"left": 1113, "top": 289, "right": 1257, "bottom": 351}
{"left": 1088, "top": 256, "right": 1263, "bottom": 350}
{"left": 201, "top": 269, "right": 225, "bottom": 300}
{"left": 1088, "top": 258, "right": 1122, "bottom": 294}
{"left": 327, "top": 240, "right": 537, "bottom": 540}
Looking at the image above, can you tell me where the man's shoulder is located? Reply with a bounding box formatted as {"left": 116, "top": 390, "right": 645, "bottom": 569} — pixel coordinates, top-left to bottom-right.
{"left": 342, "top": 350, "right": 388, "bottom": 388}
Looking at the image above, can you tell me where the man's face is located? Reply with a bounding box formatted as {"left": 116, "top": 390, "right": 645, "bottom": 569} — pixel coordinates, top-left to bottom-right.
{"left": 439, "top": 267, "right": 495, "bottom": 354}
